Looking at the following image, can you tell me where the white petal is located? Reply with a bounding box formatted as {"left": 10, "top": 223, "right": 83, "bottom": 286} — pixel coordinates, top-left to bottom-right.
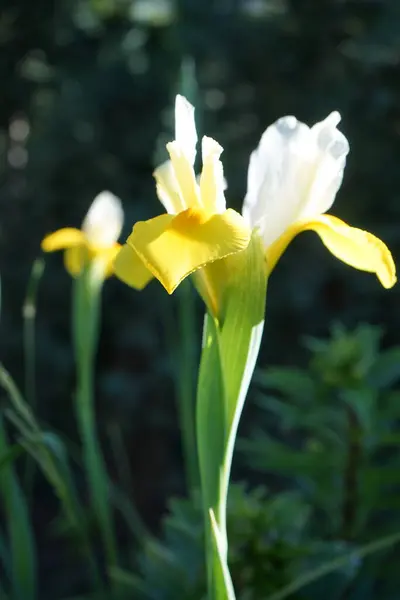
{"left": 302, "top": 111, "right": 349, "bottom": 218}
{"left": 82, "top": 191, "right": 123, "bottom": 247}
{"left": 242, "top": 112, "right": 349, "bottom": 248}
{"left": 242, "top": 116, "right": 314, "bottom": 247}
{"left": 199, "top": 136, "right": 226, "bottom": 213}
{"left": 175, "top": 94, "right": 198, "bottom": 167}
{"left": 153, "top": 160, "right": 186, "bottom": 214}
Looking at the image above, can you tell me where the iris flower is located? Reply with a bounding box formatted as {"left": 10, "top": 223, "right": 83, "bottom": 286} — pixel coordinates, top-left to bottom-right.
{"left": 242, "top": 112, "right": 396, "bottom": 288}
{"left": 41, "top": 191, "right": 123, "bottom": 277}
{"left": 114, "top": 95, "right": 251, "bottom": 310}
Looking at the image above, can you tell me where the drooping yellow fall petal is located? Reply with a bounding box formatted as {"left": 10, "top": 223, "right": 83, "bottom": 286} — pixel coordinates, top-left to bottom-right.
{"left": 266, "top": 214, "right": 396, "bottom": 288}
{"left": 64, "top": 245, "right": 87, "bottom": 277}
{"left": 113, "top": 241, "right": 154, "bottom": 289}
{"left": 306, "top": 214, "right": 396, "bottom": 288}
{"left": 41, "top": 228, "right": 86, "bottom": 252}
{"left": 128, "top": 208, "right": 251, "bottom": 294}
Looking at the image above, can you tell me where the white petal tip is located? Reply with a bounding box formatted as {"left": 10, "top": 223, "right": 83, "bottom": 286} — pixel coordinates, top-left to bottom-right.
{"left": 327, "top": 111, "right": 342, "bottom": 126}
{"left": 176, "top": 94, "right": 194, "bottom": 110}
{"left": 202, "top": 135, "right": 223, "bottom": 158}
{"left": 276, "top": 115, "right": 298, "bottom": 132}
{"left": 83, "top": 191, "right": 124, "bottom": 246}
{"left": 175, "top": 95, "right": 195, "bottom": 124}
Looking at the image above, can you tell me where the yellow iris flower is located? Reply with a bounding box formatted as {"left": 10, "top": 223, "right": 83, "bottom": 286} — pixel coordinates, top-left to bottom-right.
{"left": 114, "top": 95, "right": 251, "bottom": 310}
{"left": 242, "top": 112, "right": 396, "bottom": 288}
{"left": 41, "top": 191, "right": 123, "bottom": 277}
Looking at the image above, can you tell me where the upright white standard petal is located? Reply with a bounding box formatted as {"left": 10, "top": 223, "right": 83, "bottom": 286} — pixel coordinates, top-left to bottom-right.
{"left": 302, "top": 112, "right": 349, "bottom": 219}
{"left": 242, "top": 112, "right": 349, "bottom": 248}
{"left": 200, "top": 136, "right": 226, "bottom": 213}
{"left": 82, "top": 191, "right": 124, "bottom": 247}
{"left": 175, "top": 94, "right": 198, "bottom": 166}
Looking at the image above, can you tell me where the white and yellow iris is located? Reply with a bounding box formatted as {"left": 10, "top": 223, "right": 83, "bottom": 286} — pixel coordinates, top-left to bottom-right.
{"left": 243, "top": 112, "right": 396, "bottom": 288}
{"left": 114, "top": 95, "right": 251, "bottom": 304}
{"left": 41, "top": 191, "right": 124, "bottom": 278}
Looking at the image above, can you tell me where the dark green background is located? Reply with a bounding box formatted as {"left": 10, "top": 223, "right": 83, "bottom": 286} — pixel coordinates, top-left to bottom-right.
{"left": 0, "top": 0, "right": 400, "bottom": 596}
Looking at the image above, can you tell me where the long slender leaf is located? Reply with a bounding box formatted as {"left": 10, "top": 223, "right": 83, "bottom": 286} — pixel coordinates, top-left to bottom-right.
{"left": 0, "top": 365, "right": 101, "bottom": 588}
{"left": 0, "top": 416, "right": 37, "bottom": 600}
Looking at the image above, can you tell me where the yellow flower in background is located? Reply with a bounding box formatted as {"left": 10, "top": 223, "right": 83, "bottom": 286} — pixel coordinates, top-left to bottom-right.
{"left": 242, "top": 112, "right": 396, "bottom": 288}
{"left": 41, "top": 191, "right": 123, "bottom": 277}
{"left": 114, "top": 95, "right": 251, "bottom": 301}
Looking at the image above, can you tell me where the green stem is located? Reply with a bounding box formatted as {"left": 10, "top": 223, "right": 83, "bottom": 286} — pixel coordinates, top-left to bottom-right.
{"left": 195, "top": 233, "right": 267, "bottom": 600}
{"left": 196, "top": 314, "right": 230, "bottom": 600}
{"left": 72, "top": 264, "right": 118, "bottom": 570}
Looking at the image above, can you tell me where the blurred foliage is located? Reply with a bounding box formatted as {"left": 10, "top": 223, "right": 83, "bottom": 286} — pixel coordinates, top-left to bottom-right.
{"left": 0, "top": 0, "right": 400, "bottom": 598}
{"left": 128, "top": 484, "right": 356, "bottom": 600}
{"left": 241, "top": 323, "right": 400, "bottom": 598}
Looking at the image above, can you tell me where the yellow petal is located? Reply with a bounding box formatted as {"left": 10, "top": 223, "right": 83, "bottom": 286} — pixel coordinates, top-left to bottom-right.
{"left": 128, "top": 208, "right": 251, "bottom": 294}
{"left": 95, "top": 243, "right": 123, "bottom": 279}
{"left": 64, "top": 245, "right": 87, "bottom": 277}
{"left": 41, "top": 228, "right": 86, "bottom": 252}
{"left": 113, "top": 242, "right": 154, "bottom": 289}
{"left": 267, "top": 214, "right": 396, "bottom": 288}
{"left": 166, "top": 141, "right": 201, "bottom": 209}
{"left": 153, "top": 160, "right": 185, "bottom": 214}
{"left": 306, "top": 215, "right": 396, "bottom": 288}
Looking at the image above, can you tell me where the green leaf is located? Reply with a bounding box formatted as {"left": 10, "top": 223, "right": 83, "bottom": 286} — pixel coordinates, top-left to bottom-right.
{"left": 0, "top": 416, "right": 37, "bottom": 600}
{"left": 210, "top": 510, "right": 236, "bottom": 600}
{"left": 195, "top": 231, "right": 267, "bottom": 600}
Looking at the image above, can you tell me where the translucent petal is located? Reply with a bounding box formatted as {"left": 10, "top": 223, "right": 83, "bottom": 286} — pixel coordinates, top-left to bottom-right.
{"left": 113, "top": 242, "right": 154, "bottom": 290}
{"left": 41, "top": 228, "right": 85, "bottom": 252}
{"left": 242, "top": 113, "right": 349, "bottom": 246}
{"left": 129, "top": 208, "right": 251, "bottom": 294}
{"left": 166, "top": 141, "right": 201, "bottom": 209}
{"left": 153, "top": 160, "right": 185, "bottom": 214}
{"left": 199, "top": 136, "right": 226, "bottom": 213}
{"left": 303, "top": 112, "right": 349, "bottom": 218}
{"left": 242, "top": 116, "right": 314, "bottom": 246}
{"left": 175, "top": 94, "right": 197, "bottom": 167}
{"left": 82, "top": 191, "right": 123, "bottom": 247}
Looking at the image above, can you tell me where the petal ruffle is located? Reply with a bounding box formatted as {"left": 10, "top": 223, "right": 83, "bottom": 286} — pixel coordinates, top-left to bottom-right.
{"left": 113, "top": 242, "right": 154, "bottom": 289}
{"left": 267, "top": 214, "right": 396, "bottom": 289}
{"left": 41, "top": 228, "right": 85, "bottom": 252}
{"left": 199, "top": 136, "right": 226, "bottom": 214}
{"left": 128, "top": 208, "right": 251, "bottom": 294}
{"left": 242, "top": 113, "right": 349, "bottom": 247}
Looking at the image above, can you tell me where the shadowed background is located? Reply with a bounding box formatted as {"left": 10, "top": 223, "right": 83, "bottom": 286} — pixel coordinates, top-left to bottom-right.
{"left": 0, "top": 1, "right": 400, "bottom": 598}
